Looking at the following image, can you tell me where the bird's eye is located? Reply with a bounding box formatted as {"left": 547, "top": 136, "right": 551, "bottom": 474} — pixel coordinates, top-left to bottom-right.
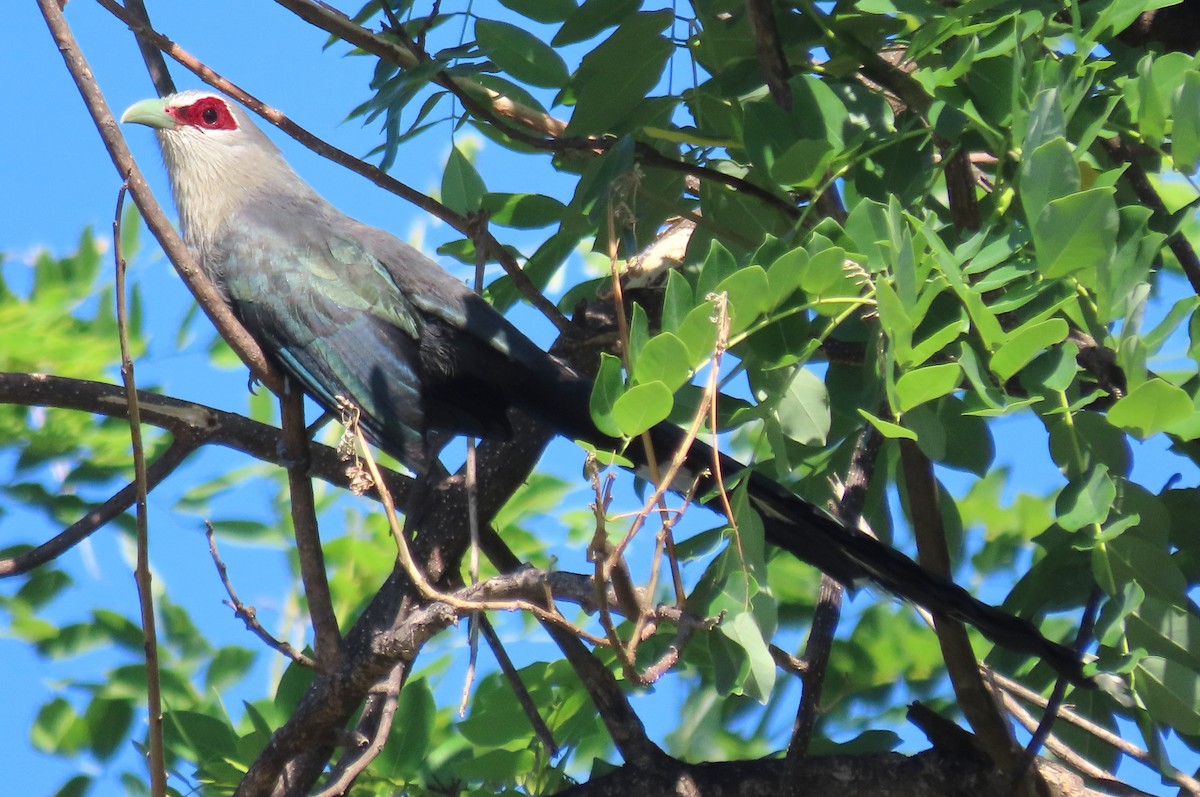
{"left": 201, "top": 107, "right": 219, "bottom": 125}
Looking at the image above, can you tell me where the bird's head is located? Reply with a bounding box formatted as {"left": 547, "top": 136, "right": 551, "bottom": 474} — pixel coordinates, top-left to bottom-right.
{"left": 122, "top": 91, "right": 304, "bottom": 243}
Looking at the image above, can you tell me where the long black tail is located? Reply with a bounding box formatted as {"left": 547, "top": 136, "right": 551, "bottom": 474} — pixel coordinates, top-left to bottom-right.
{"left": 522, "top": 371, "right": 1089, "bottom": 686}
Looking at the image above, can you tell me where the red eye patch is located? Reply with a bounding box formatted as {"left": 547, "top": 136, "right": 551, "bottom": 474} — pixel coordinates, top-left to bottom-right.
{"left": 170, "top": 97, "right": 238, "bottom": 131}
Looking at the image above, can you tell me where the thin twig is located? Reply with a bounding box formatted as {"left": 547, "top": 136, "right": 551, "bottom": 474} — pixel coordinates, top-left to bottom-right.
{"left": 1022, "top": 588, "right": 1103, "bottom": 763}
{"left": 114, "top": 183, "right": 167, "bottom": 797}
{"left": 343, "top": 402, "right": 610, "bottom": 643}
{"left": 458, "top": 212, "right": 491, "bottom": 718}
{"left": 1000, "top": 688, "right": 1114, "bottom": 782}
{"left": 205, "top": 523, "right": 316, "bottom": 669}
{"left": 986, "top": 665, "right": 1200, "bottom": 797}
{"left": 786, "top": 425, "right": 881, "bottom": 775}
{"left": 478, "top": 616, "right": 559, "bottom": 757}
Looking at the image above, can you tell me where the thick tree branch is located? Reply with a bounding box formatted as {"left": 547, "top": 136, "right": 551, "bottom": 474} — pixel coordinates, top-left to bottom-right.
{"left": 553, "top": 748, "right": 1111, "bottom": 797}
{"left": 236, "top": 411, "right": 557, "bottom": 794}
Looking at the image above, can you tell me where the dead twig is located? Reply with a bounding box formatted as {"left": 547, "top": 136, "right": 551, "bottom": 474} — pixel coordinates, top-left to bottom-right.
{"left": 115, "top": 181, "right": 168, "bottom": 797}
{"left": 205, "top": 523, "right": 316, "bottom": 669}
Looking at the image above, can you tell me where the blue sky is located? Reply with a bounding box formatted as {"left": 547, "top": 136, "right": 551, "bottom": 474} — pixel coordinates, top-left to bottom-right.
{"left": 2, "top": 2, "right": 1198, "bottom": 795}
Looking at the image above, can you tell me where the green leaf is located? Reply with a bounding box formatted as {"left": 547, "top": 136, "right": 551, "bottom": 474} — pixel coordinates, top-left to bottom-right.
{"left": 479, "top": 192, "right": 566, "bottom": 228}
{"left": 554, "top": 0, "right": 638, "bottom": 45}
{"left": 1056, "top": 464, "right": 1114, "bottom": 532}
{"left": 205, "top": 646, "right": 256, "bottom": 692}
{"left": 611, "top": 381, "right": 673, "bottom": 436}
{"left": 589, "top": 352, "right": 626, "bottom": 438}
{"left": 499, "top": 0, "right": 578, "bottom": 24}
{"left": 989, "top": 319, "right": 1069, "bottom": 381}
{"left": 859, "top": 408, "right": 917, "bottom": 440}
{"left": 1107, "top": 379, "right": 1194, "bottom": 439}
{"left": 52, "top": 776, "right": 91, "bottom": 797}
{"left": 566, "top": 12, "right": 673, "bottom": 135}
{"left": 717, "top": 606, "right": 777, "bottom": 703}
{"left": 1136, "top": 656, "right": 1200, "bottom": 735}
{"left": 441, "top": 145, "right": 486, "bottom": 214}
{"left": 476, "top": 19, "right": 569, "bottom": 88}
{"left": 377, "top": 678, "right": 436, "bottom": 777}
{"left": 714, "top": 266, "right": 771, "bottom": 333}
{"left": 633, "top": 332, "right": 691, "bottom": 391}
{"left": 165, "top": 710, "right": 238, "bottom": 761}
{"left": 1023, "top": 88, "right": 1067, "bottom": 153}
{"left": 773, "top": 138, "right": 836, "bottom": 188}
{"left": 675, "top": 300, "right": 720, "bottom": 366}
{"left": 760, "top": 366, "right": 830, "bottom": 446}
{"left": 767, "top": 246, "right": 808, "bottom": 301}
{"left": 1019, "top": 138, "right": 1079, "bottom": 224}
{"left": 1173, "top": 71, "right": 1200, "bottom": 173}
{"left": 84, "top": 697, "right": 134, "bottom": 760}
{"left": 32, "top": 698, "right": 84, "bottom": 755}
{"left": 697, "top": 240, "right": 738, "bottom": 298}
{"left": 895, "top": 363, "right": 961, "bottom": 412}
{"left": 1033, "top": 188, "right": 1119, "bottom": 277}
{"left": 1128, "top": 597, "right": 1200, "bottom": 672}
{"left": 661, "top": 269, "right": 694, "bottom": 332}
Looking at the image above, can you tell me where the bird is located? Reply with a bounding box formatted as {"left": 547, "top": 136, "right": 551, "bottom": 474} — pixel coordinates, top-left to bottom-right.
{"left": 122, "top": 90, "right": 1091, "bottom": 686}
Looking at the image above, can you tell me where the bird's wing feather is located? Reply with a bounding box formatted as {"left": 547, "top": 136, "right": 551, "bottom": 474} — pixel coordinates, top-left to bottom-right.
{"left": 208, "top": 207, "right": 440, "bottom": 463}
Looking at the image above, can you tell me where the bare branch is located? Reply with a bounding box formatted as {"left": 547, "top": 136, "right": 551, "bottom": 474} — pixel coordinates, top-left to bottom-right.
{"left": 478, "top": 615, "right": 558, "bottom": 757}
{"left": 787, "top": 424, "right": 882, "bottom": 769}
{"left": 745, "top": 0, "right": 793, "bottom": 110}
{"left": 315, "top": 666, "right": 405, "bottom": 797}
{"left": 206, "top": 523, "right": 317, "bottom": 669}
{"left": 281, "top": 389, "right": 342, "bottom": 671}
{"left": 115, "top": 182, "right": 168, "bottom": 797}
{"left": 122, "top": 0, "right": 175, "bottom": 95}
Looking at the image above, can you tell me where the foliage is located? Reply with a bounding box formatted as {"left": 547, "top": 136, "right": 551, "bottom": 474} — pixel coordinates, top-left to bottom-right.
{"left": 5, "top": 0, "right": 1200, "bottom": 795}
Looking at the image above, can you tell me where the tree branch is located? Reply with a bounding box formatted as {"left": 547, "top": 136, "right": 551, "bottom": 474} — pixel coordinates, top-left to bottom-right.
{"left": 0, "top": 372, "right": 414, "bottom": 574}
{"left": 787, "top": 424, "right": 882, "bottom": 771}
{"left": 745, "top": 0, "right": 793, "bottom": 110}
{"left": 899, "top": 440, "right": 1042, "bottom": 795}
{"left": 280, "top": 388, "right": 342, "bottom": 671}
{"left": 206, "top": 523, "right": 317, "bottom": 668}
